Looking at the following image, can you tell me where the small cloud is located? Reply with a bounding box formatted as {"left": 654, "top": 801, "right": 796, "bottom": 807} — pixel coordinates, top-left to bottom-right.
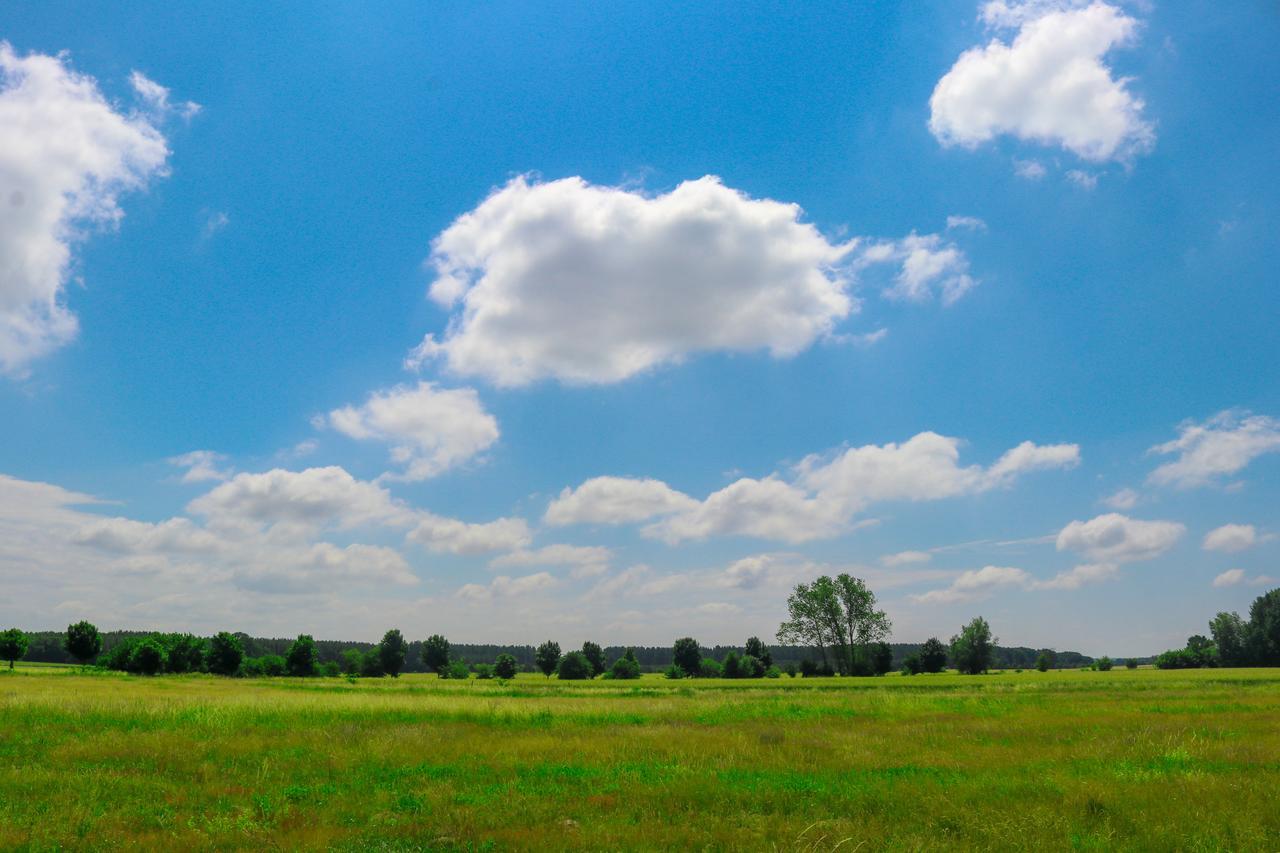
{"left": 1203, "top": 523, "right": 1271, "bottom": 554}
{"left": 881, "top": 550, "right": 932, "bottom": 567}
{"left": 946, "top": 215, "right": 987, "bottom": 232}
{"left": 1101, "top": 488, "right": 1139, "bottom": 510}
{"left": 167, "top": 450, "right": 231, "bottom": 484}
{"left": 1014, "top": 159, "right": 1047, "bottom": 180}
{"left": 130, "top": 70, "right": 200, "bottom": 121}
{"left": 1066, "top": 170, "right": 1099, "bottom": 190}
{"left": 200, "top": 210, "right": 229, "bottom": 241}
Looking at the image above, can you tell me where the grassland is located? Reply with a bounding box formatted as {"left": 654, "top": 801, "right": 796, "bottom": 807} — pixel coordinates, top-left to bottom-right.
{"left": 2, "top": 666, "right": 1278, "bottom": 850}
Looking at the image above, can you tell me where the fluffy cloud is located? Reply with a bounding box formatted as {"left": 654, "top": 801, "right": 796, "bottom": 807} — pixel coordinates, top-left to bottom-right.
{"left": 489, "top": 544, "right": 611, "bottom": 579}
{"left": 882, "top": 550, "right": 933, "bottom": 567}
{"left": 407, "top": 512, "right": 531, "bottom": 555}
{"left": 327, "top": 382, "right": 499, "bottom": 481}
{"left": 1056, "top": 513, "right": 1184, "bottom": 562}
{"left": 168, "top": 450, "right": 231, "bottom": 484}
{"left": 856, "top": 233, "right": 975, "bottom": 305}
{"left": 646, "top": 476, "right": 849, "bottom": 544}
{"left": 544, "top": 476, "right": 698, "bottom": 526}
{"left": 911, "top": 565, "right": 1031, "bottom": 604}
{"left": 1202, "top": 524, "right": 1267, "bottom": 554}
{"left": 1212, "top": 569, "right": 1276, "bottom": 589}
{"left": 1034, "top": 562, "right": 1120, "bottom": 591}
{"left": 0, "top": 44, "right": 175, "bottom": 374}
{"left": 187, "top": 466, "right": 410, "bottom": 533}
{"left": 73, "top": 516, "right": 222, "bottom": 554}
{"left": 1147, "top": 410, "right": 1280, "bottom": 489}
{"left": 235, "top": 543, "right": 416, "bottom": 593}
{"left": 929, "top": 2, "right": 1154, "bottom": 162}
{"left": 1101, "top": 487, "right": 1139, "bottom": 510}
{"left": 456, "top": 571, "right": 557, "bottom": 602}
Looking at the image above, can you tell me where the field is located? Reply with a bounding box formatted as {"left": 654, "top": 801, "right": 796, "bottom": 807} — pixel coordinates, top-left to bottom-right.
{"left": 2, "top": 666, "right": 1279, "bottom": 850}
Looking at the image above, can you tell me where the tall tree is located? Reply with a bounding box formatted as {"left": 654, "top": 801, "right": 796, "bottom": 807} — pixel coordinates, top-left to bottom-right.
{"left": 64, "top": 621, "right": 102, "bottom": 664}
{"left": 950, "top": 616, "right": 996, "bottom": 675}
{"left": 379, "top": 629, "right": 407, "bottom": 678}
{"left": 581, "top": 641, "right": 606, "bottom": 677}
{"left": 1209, "top": 612, "right": 1247, "bottom": 667}
{"left": 777, "top": 574, "right": 890, "bottom": 675}
{"left": 672, "top": 637, "right": 701, "bottom": 676}
{"left": 206, "top": 631, "right": 244, "bottom": 676}
{"left": 422, "top": 634, "right": 450, "bottom": 676}
{"left": 919, "top": 637, "right": 948, "bottom": 673}
{"left": 1245, "top": 588, "right": 1280, "bottom": 666}
{"left": 285, "top": 634, "right": 318, "bottom": 677}
{"left": 535, "top": 640, "right": 561, "bottom": 677}
{"left": 744, "top": 636, "right": 773, "bottom": 668}
{"left": 0, "top": 628, "right": 29, "bottom": 670}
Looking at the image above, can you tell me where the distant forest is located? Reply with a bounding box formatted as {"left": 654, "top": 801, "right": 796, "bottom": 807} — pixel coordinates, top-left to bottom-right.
{"left": 20, "top": 631, "right": 1099, "bottom": 672}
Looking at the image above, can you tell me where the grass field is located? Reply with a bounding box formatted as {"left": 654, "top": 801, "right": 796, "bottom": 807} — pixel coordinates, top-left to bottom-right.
{"left": 2, "top": 666, "right": 1278, "bottom": 850}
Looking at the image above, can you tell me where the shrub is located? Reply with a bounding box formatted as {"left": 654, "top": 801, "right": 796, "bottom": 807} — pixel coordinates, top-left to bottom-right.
{"left": 722, "top": 650, "right": 742, "bottom": 679}
{"left": 64, "top": 621, "right": 102, "bottom": 665}
{"left": 206, "top": 632, "right": 244, "bottom": 676}
{"left": 0, "top": 628, "right": 29, "bottom": 670}
{"left": 1125, "top": 658, "right": 1138, "bottom": 670}
{"left": 260, "top": 655, "right": 287, "bottom": 676}
{"left": 379, "top": 629, "right": 407, "bottom": 678}
{"left": 740, "top": 653, "right": 766, "bottom": 678}
{"left": 359, "top": 648, "right": 386, "bottom": 678}
{"left": 422, "top": 634, "right": 450, "bottom": 675}
{"left": 239, "top": 657, "right": 265, "bottom": 677}
{"left": 494, "top": 653, "right": 518, "bottom": 680}
{"left": 784, "top": 662, "right": 798, "bottom": 678}
{"left": 699, "top": 657, "right": 723, "bottom": 678}
{"left": 1036, "top": 650, "right": 1054, "bottom": 672}
{"left": 870, "top": 642, "right": 893, "bottom": 676}
{"left": 558, "top": 651, "right": 593, "bottom": 680}
{"left": 535, "top": 641, "right": 561, "bottom": 677}
{"left": 799, "top": 659, "right": 834, "bottom": 677}
{"left": 582, "top": 641, "right": 606, "bottom": 677}
{"left": 607, "top": 649, "right": 641, "bottom": 680}
{"left": 285, "top": 634, "right": 318, "bottom": 677}
{"left": 100, "top": 638, "right": 139, "bottom": 671}
{"left": 319, "top": 661, "right": 341, "bottom": 677}
{"left": 443, "top": 659, "right": 471, "bottom": 680}
{"left": 474, "top": 663, "right": 495, "bottom": 679}
{"left": 901, "top": 654, "right": 922, "bottom": 675}
{"left": 765, "top": 665, "right": 782, "bottom": 678}
{"left": 128, "top": 638, "right": 167, "bottom": 675}
{"left": 672, "top": 637, "right": 701, "bottom": 676}
{"left": 1095, "top": 656, "right": 1114, "bottom": 671}
{"left": 162, "top": 633, "right": 207, "bottom": 674}
{"left": 340, "top": 648, "right": 365, "bottom": 675}
{"left": 663, "top": 664, "right": 686, "bottom": 679}
{"left": 919, "top": 638, "right": 948, "bottom": 673}
{"left": 744, "top": 636, "right": 773, "bottom": 668}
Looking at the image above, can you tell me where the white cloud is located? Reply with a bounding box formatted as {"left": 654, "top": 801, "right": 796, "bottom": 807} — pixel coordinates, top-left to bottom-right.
{"left": 946, "top": 215, "right": 987, "bottom": 232}
{"left": 1212, "top": 568, "right": 1245, "bottom": 588}
{"left": 200, "top": 210, "right": 229, "bottom": 241}
{"left": 929, "top": 2, "right": 1154, "bottom": 162}
{"left": 407, "top": 512, "right": 531, "bottom": 555}
{"left": 0, "top": 44, "right": 174, "bottom": 374}
{"left": 1066, "top": 170, "right": 1099, "bottom": 190}
{"left": 168, "top": 450, "right": 231, "bottom": 484}
{"left": 1034, "top": 562, "right": 1120, "bottom": 590}
{"left": 544, "top": 476, "right": 698, "bottom": 526}
{"left": 911, "top": 565, "right": 1031, "bottom": 604}
{"left": 1202, "top": 524, "right": 1268, "bottom": 554}
{"left": 882, "top": 550, "right": 933, "bottom": 567}
{"left": 855, "top": 233, "right": 976, "bottom": 305}
{"left": 1056, "top": 513, "right": 1184, "bottom": 562}
{"left": 1014, "top": 159, "right": 1047, "bottom": 179}
{"left": 490, "top": 544, "right": 611, "bottom": 579}
{"left": 235, "top": 543, "right": 416, "bottom": 593}
{"left": 645, "top": 475, "right": 849, "bottom": 544}
{"left": 327, "top": 382, "right": 499, "bottom": 481}
{"left": 187, "top": 466, "right": 410, "bottom": 533}
{"left": 456, "top": 571, "right": 557, "bottom": 602}
{"left": 409, "top": 175, "right": 857, "bottom": 386}
{"left": 1148, "top": 410, "right": 1280, "bottom": 489}
{"left": 1102, "top": 487, "right": 1139, "bottom": 510}
{"left": 128, "top": 70, "right": 200, "bottom": 121}
{"left": 73, "top": 516, "right": 222, "bottom": 554}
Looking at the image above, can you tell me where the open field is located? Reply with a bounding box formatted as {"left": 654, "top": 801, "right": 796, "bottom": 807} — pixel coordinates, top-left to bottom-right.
{"left": 2, "top": 668, "right": 1279, "bottom": 850}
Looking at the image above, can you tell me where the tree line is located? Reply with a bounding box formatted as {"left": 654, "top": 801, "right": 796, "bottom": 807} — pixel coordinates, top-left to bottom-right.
{"left": 1154, "top": 588, "right": 1280, "bottom": 669}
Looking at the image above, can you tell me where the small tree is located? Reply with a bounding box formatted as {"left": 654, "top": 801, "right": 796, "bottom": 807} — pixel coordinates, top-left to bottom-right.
{"left": 360, "top": 648, "right": 386, "bottom": 677}
{"left": 163, "top": 633, "right": 206, "bottom": 674}
{"left": 1035, "top": 650, "right": 1055, "bottom": 672}
{"left": 672, "top": 637, "right": 701, "bottom": 676}
{"left": 744, "top": 636, "right": 773, "bottom": 668}
{"left": 1094, "top": 656, "right": 1114, "bottom": 671}
{"left": 950, "top": 616, "right": 996, "bottom": 675}
{"left": 474, "top": 663, "right": 495, "bottom": 679}
{"left": 64, "top": 621, "right": 102, "bottom": 665}
{"left": 557, "top": 651, "right": 592, "bottom": 680}
{"left": 128, "top": 637, "right": 167, "bottom": 675}
{"left": 582, "top": 641, "right": 606, "bottom": 677}
{"left": 919, "top": 637, "right": 948, "bottom": 673}
{"left": 206, "top": 631, "right": 244, "bottom": 676}
{"left": 699, "top": 657, "right": 723, "bottom": 678}
{"left": 285, "top": 634, "right": 318, "bottom": 677}
{"left": 379, "top": 629, "right": 407, "bottom": 678}
{"left": 0, "top": 628, "right": 29, "bottom": 670}
{"left": 422, "top": 634, "right": 451, "bottom": 675}
{"left": 340, "top": 648, "right": 364, "bottom": 675}
{"left": 722, "top": 650, "right": 742, "bottom": 679}
{"left": 870, "top": 642, "right": 893, "bottom": 676}
{"left": 444, "top": 659, "right": 471, "bottom": 680}
{"left": 901, "top": 654, "right": 922, "bottom": 675}
{"left": 535, "top": 640, "right": 561, "bottom": 677}
{"left": 260, "top": 654, "right": 288, "bottom": 676}
{"left": 1125, "top": 658, "right": 1138, "bottom": 670}
{"left": 608, "top": 648, "right": 641, "bottom": 680}
{"left": 494, "top": 653, "right": 518, "bottom": 679}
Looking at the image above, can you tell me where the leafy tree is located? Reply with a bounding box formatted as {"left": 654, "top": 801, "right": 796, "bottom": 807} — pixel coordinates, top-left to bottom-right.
{"left": 340, "top": 648, "right": 365, "bottom": 675}
{"left": 240, "top": 657, "right": 266, "bottom": 677}
{"left": 379, "top": 629, "right": 407, "bottom": 678}
{"left": 722, "top": 650, "right": 742, "bottom": 679}
{"left": 741, "top": 653, "right": 767, "bottom": 678}
{"left": 950, "top": 616, "right": 996, "bottom": 675}
{"left": 128, "top": 637, "right": 167, "bottom": 675}
{"left": 699, "top": 657, "right": 723, "bottom": 678}
{"left": 162, "top": 633, "right": 206, "bottom": 673}
{"left": 535, "top": 640, "right": 561, "bottom": 677}
{"left": 901, "top": 654, "right": 922, "bottom": 675}
{"left": 474, "top": 663, "right": 495, "bottom": 679}
{"left": 442, "top": 659, "right": 471, "bottom": 680}
{"left": 0, "top": 628, "right": 29, "bottom": 670}
{"left": 662, "top": 663, "right": 685, "bottom": 679}
{"left": 1094, "top": 656, "right": 1114, "bottom": 671}
{"left": 64, "top": 621, "right": 102, "bottom": 665}
{"left": 359, "top": 648, "right": 386, "bottom": 677}
{"left": 261, "top": 654, "right": 287, "bottom": 676}
{"left": 1125, "top": 658, "right": 1138, "bottom": 669}
{"left": 100, "top": 638, "right": 139, "bottom": 671}
{"left": 919, "top": 637, "right": 948, "bottom": 673}
{"left": 777, "top": 574, "right": 890, "bottom": 675}
{"left": 870, "top": 641, "right": 893, "bottom": 676}
{"left": 1036, "top": 650, "right": 1055, "bottom": 672}
{"left": 607, "top": 649, "right": 641, "bottom": 680}
{"left": 422, "top": 634, "right": 451, "bottom": 676}
{"left": 1245, "top": 588, "right": 1280, "bottom": 665}
{"left": 765, "top": 665, "right": 782, "bottom": 678}
{"left": 582, "top": 641, "right": 606, "bottom": 677}
{"left": 672, "top": 637, "right": 702, "bottom": 676}
{"left": 285, "top": 634, "right": 318, "bottom": 677}
{"left": 744, "top": 636, "right": 773, "bottom": 668}
{"left": 1155, "top": 648, "right": 1201, "bottom": 669}
{"left": 207, "top": 631, "right": 244, "bottom": 676}
{"left": 558, "top": 651, "right": 592, "bottom": 680}
{"left": 319, "top": 661, "right": 341, "bottom": 677}
{"left": 1185, "top": 634, "right": 1218, "bottom": 667}
{"left": 494, "top": 653, "right": 518, "bottom": 679}
{"left": 1209, "top": 612, "right": 1247, "bottom": 667}
{"left": 784, "top": 662, "right": 798, "bottom": 678}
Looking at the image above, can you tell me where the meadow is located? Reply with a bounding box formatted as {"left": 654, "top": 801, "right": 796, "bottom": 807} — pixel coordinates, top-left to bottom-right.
{"left": 2, "top": 665, "right": 1278, "bottom": 851}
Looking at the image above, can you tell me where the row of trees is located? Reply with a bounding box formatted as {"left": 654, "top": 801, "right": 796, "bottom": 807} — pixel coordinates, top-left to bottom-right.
{"left": 1156, "top": 588, "right": 1280, "bottom": 669}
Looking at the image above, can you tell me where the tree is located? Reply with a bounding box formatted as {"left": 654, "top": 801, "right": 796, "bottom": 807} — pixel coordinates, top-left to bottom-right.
{"left": 778, "top": 574, "right": 890, "bottom": 675}
{"left": 444, "top": 660, "right": 470, "bottom": 680}
{"left": 582, "top": 641, "right": 606, "bottom": 677}
{"left": 699, "top": 657, "right": 723, "bottom": 678}
{"left": 1245, "top": 588, "right": 1280, "bottom": 666}
{"left": 379, "top": 629, "right": 407, "bottom": 678}
{"left": 608, "top": 648, "right": 641, "bottom": 680}
{"left": 1185, "top": 634, "right": 1218, "bottom": 667}
{"left": 1094, "top": 656, "right": 1114, "bottom": 671}
{"left": 163, "top": 633, "right": 206, "bottom": 673}
{"left": 1209, "top": 612, "right": 1247, "bottom": 667}
{"left": 870, "top": 642, "right": 893, "bottom": 676}
{"left": 494, "top": 653, "right": 518, "bottom": 679}
{"left": 672, "top": 637, "right": 701, "bottom": 677}
{"left": 557, "top": 651, "right": 592, "bottom": 680}
{"left": 206, "top": 631, "right": 244, "bottom": 676}
{"left": 128, "top": 637, "right": 167, "bottom": 675}
{"left": 919, "top": 637, "right": 948, "bottom": 673}
{"left": 64, "top": 621, "right": 102, "bottom": 665}
{"left": 0, "top": 628, "right": 29, "bottom": 670}
{"left": 1125, "top": 658, "right": 1138, "bottom": 669}
{"left": 740, "top": 654, "right": 766, "bottom": 678}
{"left": 950, "top": 616, "right": 996, "bottom": 675}
{"left": 359, "top": 648, "right": 386, "bottom": 677}
{"left": 340, "top": 648, "right": 365, "bottom": 676}
{"left": 285, "top": 634, "right": 318, "bottom": 677}
{"left": 901, "top": 653, "right": 922, "bottom": 675}
{"left": 474, "top": 663, "right": 495, "bottom": 679}
{"left": 722, "top": 650, "right": 742, "bottom": 679}
{"left": 744, "top": 636, "right": 773, "bottom": 668}
{"left": 1036, "top": 650, "right": 1055, "bottom": 672}
{"left": 535, "top": 640, "right": 561, "bottom": 677}
{"left": 422, "top": 634, "right": 451, "bottom": 676}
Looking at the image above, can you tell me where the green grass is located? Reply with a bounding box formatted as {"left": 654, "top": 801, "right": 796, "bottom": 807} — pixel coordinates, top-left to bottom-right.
{"left": 2, "top": 668, "right": 1278, "bottom": 850}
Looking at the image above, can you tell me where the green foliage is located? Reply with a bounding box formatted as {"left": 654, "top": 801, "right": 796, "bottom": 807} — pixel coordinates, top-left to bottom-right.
{"left": 870, "top": 641, "right": 893, "bottom": 676}
{"left": 1125, "top": 658, "right": 1139, "bottom": 669}
{"left": 378, "top": 629, "right": 407, "bottom": 678}
{"left": 493, "top": 653, "right": 518, "bottom": 679}
{"left": 535, "top": 640, "right": 561, "bottom": 677}
{"left": 1155, "top": 648, "right": 1202, "bottom": 670}
{"left": 744, "top": 636, "right": 773, "bottom": 668}
{"left": 239, "top": 657, "right": 266, "bottom": 678}
{"left": 0, "top": 628, "right": 29, "bottom": 670}
{"left": 672, "top": 637, "right": 701, "bottom": 676}
{"left": 1094, "top": 656, "right": 1114, "bottom": 671}
{"left": 340, "top": 648, "right": 364, "bottom": 675}
{"left": 442, "top": 659, "right": 471, "bottom": 680}
{"left": 422, "top": 634, "right": 451, "bottom": 675}
{"left": 359, "top": 648, "right": 386, "bottom": 678}
{"left": 919, "top": 637, "right": 948, "bottom": 673}
{"left": 607, "top": 648, "right": 641, "bottom": 680}
{"left": 581, "top": 641, "right": 606, "bottom": 677}
{"left": 64, "top": 621, "right": 102, "bottom": 664}
{"left": 722, "top": 650, "right": 741, "bottom": 679}
{"left": 285, "top": 635, "right": 318, "bottom": 677}
{"left": 319, "top": 661, "right": 341, "bottom": 677}
{"left": 207, "top": 632, "right": 244, "bottom": 676}
{"left": 777, "top": 574, "right": 891, "bottom": 676}
{"left": 161, "top": 633, "right": 207, "bottom": 674}
{"left": 1210, "top": 612, "right": 1247, "bottom": 667}
{"left": 100, "top": 638, "right": 139, "bottom": 671}
{"left": 1036, "top": 650, "right": 1054, "bottom": 672}
{"left": 1247, "top": 588, "right": 1280, "bottom": 665}
{"left": 784, "top": 662, "right": 798, "bottom": 678}
{"left": 901, "top": 654, "right": 922, "bottom": 675}
{"left": 473, "top": 663, "right": 495, "bottom": 679}
{"left": 662, "top": 663, "right": 686, "bottom": 679}
{"left": 260, "top": 655, "right": 287, "bottom": 676}
{"left": 950, "top": 616, "right": 996, "bottom": 675}
{"left": 699, "top": 657, "right": 723, "bottom": 678}
{"left": 557, "top": 651, "right": 593, "bottom": 680}
{"left": 765, "top": 665, "right": 782, "bottom": 678}
{"left": 128, "top": 638, "right": 167, "bottom": 675}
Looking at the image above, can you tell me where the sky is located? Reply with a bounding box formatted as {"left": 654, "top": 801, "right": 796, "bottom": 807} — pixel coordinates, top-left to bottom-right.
{"left": 0, "top": 1, "right": 1277, "bottom": 655}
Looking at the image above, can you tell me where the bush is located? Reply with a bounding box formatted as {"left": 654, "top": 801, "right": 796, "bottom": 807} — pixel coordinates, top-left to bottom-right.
{"left": 1155, "top": 648, "right": 1201, "bottom": 669}
{"left": 558, "top": 651, "right": 593, "bottom": 680}
{"left": 698, "top": 657, "right": 723, "bottom": 678}
{"left": 422, "top": 634, "right": 450, "bottom": 675}
{"left": 260, "top": 655, "right": 287, "bottom": 676}
{"left": 672, "top": 638, "right": 701, "bottom": 676}
{"left": 239, "top": 657, "right": 265, "bottom": 677}
{"left": 442, "top": 659, "right": 471, "bottom": 680}
{"left": 744, "top": 636, "right": 773, "bottom": 668}
{"left": 128, "top": 638, "right": 167, "bottom": 675}
{"left": 100, "top": 638, "right": 139, "bottom": 671}
{"left": 64, "top": 621, "right": 102, "bottom": 665}
{"left": 784, "top": 662, "right": 798, "bottom": 678}
{"left": 474, "top": 663, "right": 495, "bottom": 679}
{"left": 799, "top": 659, "right": 834, "bottom": 677}
{"left": 162, "top": 633, "right": 207, "bottom": 674}
{"left": 765, "top": 665, "right": 782, "bottom": 678}
{"left": 607, "top": 649, "right": 641, "bottom": 680}
{"left": 740, "top": 653, "right": 766, "bottom": 678}
{"left": 494, "top": 653, "right": 518, "bottom": 680}
{"left": 1125, "top": 658, "right": 1139, "bottom": 670}
{"left": 870, "top": 642, "right": 893, "bottom": 676}
{"left": 581, "top": 641, "right": 606, "bottom": 677}
{"left": 207, "top": 631, "right": 244, "bottom": 676}
{"left": 1094, "top": 656, "right": 1114, "bottom": 671}
{"left": 285, "top": 634, "right": 318, "bottom": 677}
{"left": 901, "top": 654, "right": 922, "bottom": 675}
{"left": 340, "top": 648, "right": 365, "bottom": 675}
{"left": 319, "top": 661, "right": 341, "bottom": 677}
{"left": 1036, "top": 650, "right": 1054, "bottom": 672}
{"left": 663, "top": 664, "right": 686, "bottom": 679}
{"left": 359, "top": 648, "right": 386, "bottom": 678}
{"left": 919, "top": 638, "right": 948, "bottom": 673}
{"left": 722, "top": 651, "right": 742, "bottom": 679}
{"left": 535, "top": 640, "right": 561, "bottom": 677}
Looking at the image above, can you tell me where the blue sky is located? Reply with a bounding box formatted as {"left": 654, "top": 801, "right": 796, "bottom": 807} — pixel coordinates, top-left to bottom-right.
{"left": 1, "top": 1, "right": 1277, "bottom": 654}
